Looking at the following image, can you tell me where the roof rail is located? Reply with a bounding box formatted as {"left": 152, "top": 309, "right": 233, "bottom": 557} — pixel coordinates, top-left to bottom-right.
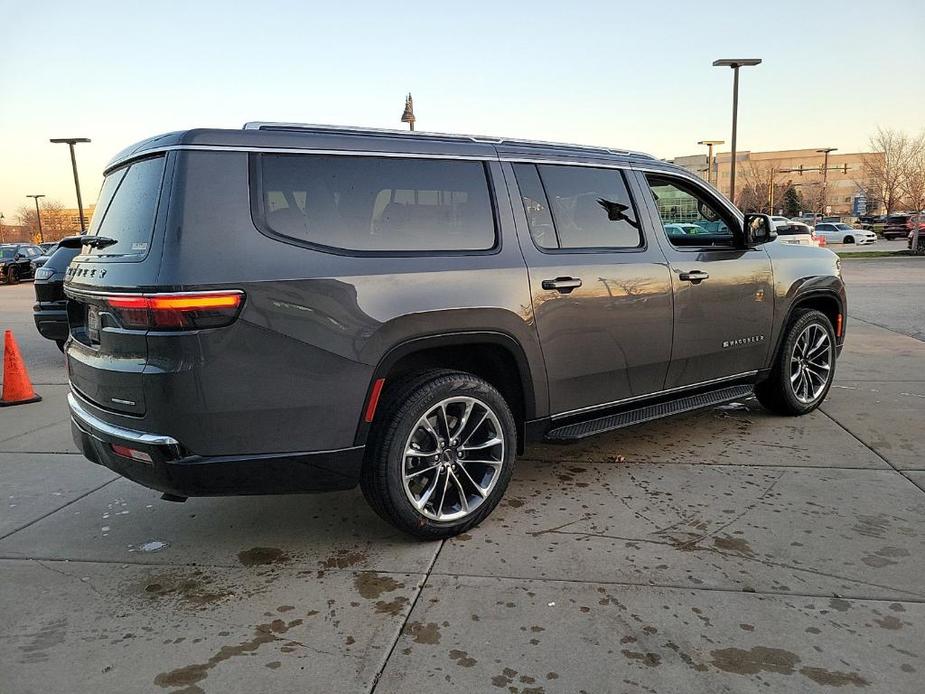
{"left": 242, "top": 122, "right": 655, "bottom": 160}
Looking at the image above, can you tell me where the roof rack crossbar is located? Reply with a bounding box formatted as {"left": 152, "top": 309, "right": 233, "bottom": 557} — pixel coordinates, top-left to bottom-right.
{"left": 242, "top": 122, "right": 655, "bottom": 160}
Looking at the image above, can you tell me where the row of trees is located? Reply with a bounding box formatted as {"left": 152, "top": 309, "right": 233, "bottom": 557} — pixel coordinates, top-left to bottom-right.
{"left": 736, "top": 127, "right": 925, "bottom": 217}
{"left": 863, "top": 127, "right": 925, "bottom": 215}
{"left": 2, "top": 200, "right": 81, "bottom": 243}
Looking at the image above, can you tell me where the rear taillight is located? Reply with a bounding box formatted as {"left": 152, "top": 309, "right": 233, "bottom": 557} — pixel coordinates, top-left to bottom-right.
{"left": 104, "top": 290, "right": 244, "bottom": 330}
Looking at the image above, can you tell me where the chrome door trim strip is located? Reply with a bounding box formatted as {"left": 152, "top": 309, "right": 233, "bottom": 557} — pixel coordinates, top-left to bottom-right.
{"left": 550, "top": 371, "right": 758, "bottom": 420}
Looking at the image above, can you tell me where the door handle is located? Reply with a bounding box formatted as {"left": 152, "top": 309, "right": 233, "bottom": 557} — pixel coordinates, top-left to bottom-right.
{"left": 678, "top": 270, "right": 710, "bottom": 284}
{"left": 541, "top": 277, "right": 582, "bottom": 293}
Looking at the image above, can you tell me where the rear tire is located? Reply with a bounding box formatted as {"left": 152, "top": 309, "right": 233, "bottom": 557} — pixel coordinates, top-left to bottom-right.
{"left": 361, "top": 369, "right": 516, "bottom": 540}
{"left": 756, "top": 309, "right": 836, "bottom": 416}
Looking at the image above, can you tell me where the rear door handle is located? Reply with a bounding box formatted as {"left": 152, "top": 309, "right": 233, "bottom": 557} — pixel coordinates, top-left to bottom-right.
{"left": 541, "top": 277, "right": 582, "bottom": 293}
{"left": 678, "top": 270, "right": 710, "bottom": 283}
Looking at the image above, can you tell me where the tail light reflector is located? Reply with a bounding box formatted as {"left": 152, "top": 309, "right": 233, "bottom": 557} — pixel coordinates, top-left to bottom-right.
{"left": 110, "top": 444, "right": 153, "bottom": 463}
{"left": 104, "top": 291, "right": 244, "bottom": 330}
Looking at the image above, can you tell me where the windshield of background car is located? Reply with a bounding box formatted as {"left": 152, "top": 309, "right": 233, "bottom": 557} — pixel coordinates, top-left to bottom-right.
{"left": 775, "top": 224, "right": 810, "bottom": 235}
{"left": 0, "top": 248, "right": 17, "bottom": 259}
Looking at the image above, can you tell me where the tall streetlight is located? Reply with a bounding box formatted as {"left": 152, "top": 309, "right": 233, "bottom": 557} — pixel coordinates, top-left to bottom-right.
{"left": 712, "top": 58, "right": 762, "bottom": 205}
{"left": 50, "top": 137, "right": 91, "bottom": 232}
{"left": 26, "top": 194, "right": 46, "bottom": 243}
{"left": 0, "top": 213, "right": 5, "bottom": 243}
{"left": 698, "top": 140, "right": 725, "bottom": 186}
{"left": 817, "top": 147, "right": 837, "bottom": 217}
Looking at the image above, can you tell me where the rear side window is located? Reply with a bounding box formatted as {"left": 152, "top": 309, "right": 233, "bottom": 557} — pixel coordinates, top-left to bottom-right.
{"left": 255, "top": 154, "right": 496, "bottom": 253}
{"left": 513, "top": 163, "right": 642, "bottom": 250}
{"left": 86, "top": 155, "right": 166, "bottom": 257}
{"left": 47, "top": 246, "right": 81, "bottom": 271}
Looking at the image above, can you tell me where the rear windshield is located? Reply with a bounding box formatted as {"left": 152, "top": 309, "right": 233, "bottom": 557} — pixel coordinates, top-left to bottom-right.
{"left": 46, "top": 246, "right": 82, "bottom": 272}
{"left": 776, "top": 224, "right": 810, "bottom": 235}
{"left": 85, "top": 155, "right": 166, "bottom": 257}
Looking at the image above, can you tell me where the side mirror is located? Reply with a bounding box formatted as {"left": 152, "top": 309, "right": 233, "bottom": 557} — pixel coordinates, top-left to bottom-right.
{"left": 743, "top": 213, "right": 777, "bottom": 245}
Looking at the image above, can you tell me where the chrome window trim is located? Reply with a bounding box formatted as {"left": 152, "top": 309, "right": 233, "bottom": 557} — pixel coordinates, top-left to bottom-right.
{"left": 551, "top": 371, "right": 758, "bottom": 420}
{"left": 106, "top": 145, "right": 497, "bottom": 173}
{"left": 68, "top": 392, "right": 180, "bottom": 446}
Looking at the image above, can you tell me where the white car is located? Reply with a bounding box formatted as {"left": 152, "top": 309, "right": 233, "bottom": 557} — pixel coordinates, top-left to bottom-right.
{"left": 814, "top": 222, "right": 876, "bottom": 245}
{"left": 770, "top": 216, "right": 792, "bottom": 229}
{"left": 773, "top": 221, "right": 818, "bottom": 246}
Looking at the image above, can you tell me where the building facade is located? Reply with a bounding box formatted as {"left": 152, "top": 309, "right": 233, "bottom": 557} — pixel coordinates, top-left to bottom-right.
{"left": 672, "top": 149, "right": 876, "bottom": 216}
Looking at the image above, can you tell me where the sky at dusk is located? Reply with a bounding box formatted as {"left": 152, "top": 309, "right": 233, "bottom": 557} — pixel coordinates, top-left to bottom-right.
{"left": 1, "top": 0, "right": 923, "bottom": 220}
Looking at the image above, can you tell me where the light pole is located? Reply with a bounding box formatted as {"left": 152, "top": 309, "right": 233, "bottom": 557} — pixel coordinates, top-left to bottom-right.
{"left": 50, "top": 137, "right": 91, "bottom": 232}
{"left": 712, "top": 58, "right": 762, "bottom": 205}
{"left": 817, "top": 147, "right": 837, "bottom": 218}
{"left": 26, "top": 194, "right": 46, "bottom": 243}
{"left": 698, "top": 140, "right": 725, "bottom": 186}
{"left": 0, "top": 213, "right": 5, "bottom": 243}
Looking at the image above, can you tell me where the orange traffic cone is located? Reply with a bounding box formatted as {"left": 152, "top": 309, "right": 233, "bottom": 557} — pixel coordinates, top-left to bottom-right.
{"left": 0, "top": 330, "right": 41, "bottom": 407}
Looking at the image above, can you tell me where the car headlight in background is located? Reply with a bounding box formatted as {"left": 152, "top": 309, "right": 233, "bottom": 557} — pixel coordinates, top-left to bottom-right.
{"left": 34, "top": 267, "right": 54, "bottom": 280}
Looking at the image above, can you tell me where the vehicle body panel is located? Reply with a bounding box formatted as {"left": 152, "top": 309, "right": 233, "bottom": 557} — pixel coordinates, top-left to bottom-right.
{"left": 63, "top": 125, "right": 848, "bottom": 498}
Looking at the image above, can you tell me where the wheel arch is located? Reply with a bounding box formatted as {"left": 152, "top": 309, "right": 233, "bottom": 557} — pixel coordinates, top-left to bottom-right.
{"left": 763, "top": 288, "right": 844, "bottom": 379}
{"left": 354, "top": 332, "right": 538, "bottom": 450}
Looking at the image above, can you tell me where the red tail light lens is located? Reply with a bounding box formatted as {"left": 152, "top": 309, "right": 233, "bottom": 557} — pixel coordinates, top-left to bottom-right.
{"left": 104, "top": 291, "right": 244, "bottom": 330}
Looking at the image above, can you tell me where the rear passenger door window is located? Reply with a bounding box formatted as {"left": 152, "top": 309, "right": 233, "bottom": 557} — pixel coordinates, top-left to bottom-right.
{"left": 255, "top": 154, "right": 496, "bottom": 253}
{"left": 512, "top": 164, "right": 642, "bottom": 250}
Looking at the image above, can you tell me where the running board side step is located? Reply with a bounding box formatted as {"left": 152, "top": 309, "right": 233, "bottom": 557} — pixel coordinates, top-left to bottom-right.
{"left": 545, "top": 385, "right": 753, "bottom": 442}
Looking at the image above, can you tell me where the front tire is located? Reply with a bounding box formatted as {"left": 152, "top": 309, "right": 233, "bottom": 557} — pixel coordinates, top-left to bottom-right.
{"left": 361, "top": 370, "right": 516, "bottom": 539}
{"left": 756, "top": 309, "right": 836, "bottom": 416}
{"left": 7, "top": 267, "right": 19, "bottom": 285}
{"left": 843, "top": 235, "right": 855, "bottom": 244}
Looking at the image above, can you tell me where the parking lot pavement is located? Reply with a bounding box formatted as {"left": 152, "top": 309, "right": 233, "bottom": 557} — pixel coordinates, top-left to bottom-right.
{"left": 1, "top": 261, "right": 924, "bottom": 693}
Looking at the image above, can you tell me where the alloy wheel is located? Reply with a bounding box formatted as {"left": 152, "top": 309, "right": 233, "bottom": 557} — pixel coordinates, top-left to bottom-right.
{"left": 401, "top": 396, "right": 505, "bottom": 522}
{"left": 789, "top": 323, "right": 833, "bottom": 404}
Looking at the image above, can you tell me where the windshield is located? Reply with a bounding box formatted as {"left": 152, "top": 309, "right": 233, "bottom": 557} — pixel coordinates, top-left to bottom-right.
{"left": 85, "top": 155, "right": 166, "bottom": 257}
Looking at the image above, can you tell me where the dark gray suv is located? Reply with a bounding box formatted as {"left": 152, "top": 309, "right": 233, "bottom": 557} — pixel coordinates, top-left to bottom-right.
{"left": 65, "top": 123, "right": 846, "bottom": 538}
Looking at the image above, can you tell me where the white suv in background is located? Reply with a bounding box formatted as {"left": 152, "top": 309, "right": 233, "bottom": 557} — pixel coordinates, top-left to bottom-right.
{"left": 814, "top": 222, "right": 876, "bottom": 245}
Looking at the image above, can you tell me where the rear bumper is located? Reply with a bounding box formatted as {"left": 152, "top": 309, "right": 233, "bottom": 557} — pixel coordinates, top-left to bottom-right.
{"left": 68, "top": 392, "right": 364, "bottom": 496}
{"left": 33, "top": 304, "right": 69, "bottom": 341}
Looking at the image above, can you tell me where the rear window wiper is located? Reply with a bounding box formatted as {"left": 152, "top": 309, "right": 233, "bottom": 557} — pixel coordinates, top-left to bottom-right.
{"left": 81, "top": 236, "right": 118, "bottom": 249}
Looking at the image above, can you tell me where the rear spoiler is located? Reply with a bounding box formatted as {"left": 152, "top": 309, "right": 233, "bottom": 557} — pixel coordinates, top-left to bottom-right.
{"left": 57, "top": 235, "right": 87, "bottom": 249}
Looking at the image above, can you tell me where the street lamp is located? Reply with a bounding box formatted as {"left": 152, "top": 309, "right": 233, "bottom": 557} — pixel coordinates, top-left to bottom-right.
{"left": 817, "top": 147, "right": 837, "bottom": 217}
{"left": 698, "top": 140, "right": 725, "bottom": 186}
{"left": 50, "top": 137, "right": 91, "bottom": 232}
{"left": 26, "top": 194, "right": 46, "bottom": 243}
{"left": 0, "top": 213, "right": 5, "bottom": 243}
{"left": 712, "top": 58, "right": 762, "bottom": 205}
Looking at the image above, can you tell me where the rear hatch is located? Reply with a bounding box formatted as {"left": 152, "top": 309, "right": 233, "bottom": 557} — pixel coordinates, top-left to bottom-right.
{"left": 65, "top": 154, "right": 170, "bottom": 416}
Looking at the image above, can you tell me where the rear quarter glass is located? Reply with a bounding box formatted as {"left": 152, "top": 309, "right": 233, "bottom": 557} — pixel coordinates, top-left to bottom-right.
{"left": 83, "top": 155, "right": 167, "bottom": 259}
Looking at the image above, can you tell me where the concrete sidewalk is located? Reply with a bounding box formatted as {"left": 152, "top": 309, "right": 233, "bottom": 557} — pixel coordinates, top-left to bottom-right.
{"left": 1, "top": 270, "right": 923, "bottom": 693}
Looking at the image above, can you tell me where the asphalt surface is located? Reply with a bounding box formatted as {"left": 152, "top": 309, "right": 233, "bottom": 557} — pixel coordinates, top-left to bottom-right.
{"left": 1, "top": 258, "right": 923, "bottom": 694}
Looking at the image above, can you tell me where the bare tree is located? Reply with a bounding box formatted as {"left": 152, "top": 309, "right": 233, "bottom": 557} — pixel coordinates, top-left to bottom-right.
{"left": 900, "top": 132, "right": 925, "bottom": 213}
{"left": 863, "top": 127, "right": 917, "bottom": 215}
{"left": 15, "top": 199, "right": 73, "bottom": 243}
{"left": 738, "top": 161, "right": 788, "bottom": 213}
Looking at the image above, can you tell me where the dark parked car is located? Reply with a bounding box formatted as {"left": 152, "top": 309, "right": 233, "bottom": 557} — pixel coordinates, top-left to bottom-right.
{"left": 884, "top": 213, "right": 925, "bottom": 240}
{"left": 0, "top": 243, "right": 43, "bottom": 284}
{"left": 33, "top": 237, "right": 83, "bottom": 350}
{"left": 65, "top": 124, "right": 847, "bottom": 538}
{"left": 31, "top": 241, "right": 62, "bottom": 271}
